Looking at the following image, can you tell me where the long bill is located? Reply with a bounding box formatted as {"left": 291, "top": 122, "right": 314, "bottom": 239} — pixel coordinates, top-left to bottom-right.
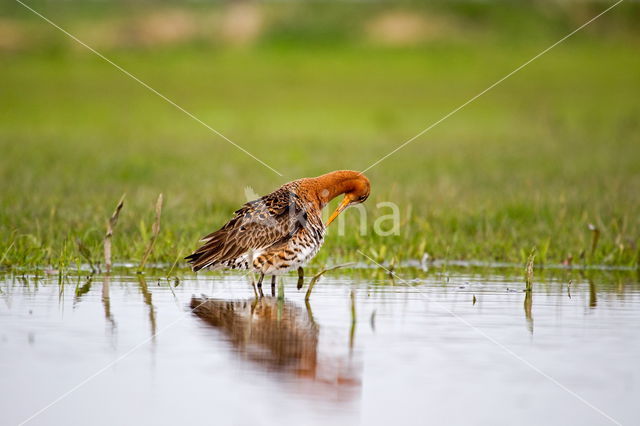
{"left": 326, "top": 197, "right": 351, "bottom": 226}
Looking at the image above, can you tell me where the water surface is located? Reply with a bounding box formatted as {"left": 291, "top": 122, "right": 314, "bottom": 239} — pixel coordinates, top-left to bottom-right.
{"left": 1, "top": 269, "right": 638, "bottom": 425}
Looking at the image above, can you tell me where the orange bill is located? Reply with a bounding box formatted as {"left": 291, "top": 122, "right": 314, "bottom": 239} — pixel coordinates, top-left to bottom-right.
{"left": 326, "top": 197, "right": 351, "bottom": 226}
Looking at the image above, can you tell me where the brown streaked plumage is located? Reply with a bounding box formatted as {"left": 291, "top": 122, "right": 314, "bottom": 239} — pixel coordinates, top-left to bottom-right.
{"left": 185, "top": 170, "right": 370, "bottom": 293}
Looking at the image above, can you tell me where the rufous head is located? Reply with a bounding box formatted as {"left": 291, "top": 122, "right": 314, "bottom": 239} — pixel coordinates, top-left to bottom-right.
{"left": 309, "top": 170, "right": 370, "bottom": 226}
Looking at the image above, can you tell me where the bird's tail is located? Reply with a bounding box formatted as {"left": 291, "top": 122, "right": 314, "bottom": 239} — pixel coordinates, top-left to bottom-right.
{"left": 185, "top": 231, "right": 228, "bottom": 271}
{"left": 184, "top": 251, "right": 206, "bottom": 271}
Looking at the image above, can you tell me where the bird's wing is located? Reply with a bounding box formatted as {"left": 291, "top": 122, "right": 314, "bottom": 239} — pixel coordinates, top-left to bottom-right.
{"left": 186, "top": 186, "right": 307, "bottom": 271}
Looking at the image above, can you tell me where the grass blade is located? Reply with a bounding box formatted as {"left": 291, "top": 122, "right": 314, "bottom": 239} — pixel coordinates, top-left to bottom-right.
{"left": 103, "top": 194, "right": 125, "bottom": 273}
{"left": 305, "top": 263, "right": 353, "bottom": 301}
{"left": 138, "top": 193, "right": 164, "bottom": 272}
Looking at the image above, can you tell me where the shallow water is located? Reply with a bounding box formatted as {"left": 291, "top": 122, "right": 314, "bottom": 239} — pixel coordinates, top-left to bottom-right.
{"left": 1, "top": 270, "right": 639, "bottom": 426}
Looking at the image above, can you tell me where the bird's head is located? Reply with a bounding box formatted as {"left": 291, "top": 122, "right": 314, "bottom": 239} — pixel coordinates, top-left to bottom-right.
{"left": 313, "top": 170, "right": 370, "bottom": 226}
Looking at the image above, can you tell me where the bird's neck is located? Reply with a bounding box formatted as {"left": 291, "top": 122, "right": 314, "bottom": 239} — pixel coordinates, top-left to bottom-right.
{"left": 304, "top": 170, "right": 362, "bottom": 208}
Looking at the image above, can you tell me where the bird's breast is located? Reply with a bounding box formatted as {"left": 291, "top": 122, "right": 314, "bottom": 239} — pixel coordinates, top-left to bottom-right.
{"left": 253, "top": 216, "right": 325, "bottom": 274}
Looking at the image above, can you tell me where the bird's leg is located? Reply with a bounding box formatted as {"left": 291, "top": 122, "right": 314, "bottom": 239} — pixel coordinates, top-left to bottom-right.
{"left": 256, "top": 273, "right": 265, "bottom": 298}
{"left": 271, "top": 275, "right": 276, "bottom": 297}
{"left": 297, "top": 267, "right": 304, "bottom": 290}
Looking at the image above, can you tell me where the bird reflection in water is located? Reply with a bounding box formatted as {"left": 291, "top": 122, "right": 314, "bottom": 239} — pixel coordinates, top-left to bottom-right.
{"left": 190, "top": 296, "right": 361, "bottom": 399}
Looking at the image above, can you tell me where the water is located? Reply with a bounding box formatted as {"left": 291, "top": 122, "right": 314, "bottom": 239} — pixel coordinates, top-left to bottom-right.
{"left": 1, "top": 269, "right": 639, "bottom": 426}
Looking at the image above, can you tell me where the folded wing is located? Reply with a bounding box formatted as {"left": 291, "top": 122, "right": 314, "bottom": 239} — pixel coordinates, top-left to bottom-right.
{"left": 185, "top": 187, "right": 306, "bottom": 271}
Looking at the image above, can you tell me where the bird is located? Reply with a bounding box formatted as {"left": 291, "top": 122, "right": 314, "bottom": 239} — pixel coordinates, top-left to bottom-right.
{"left": 185, "top": 170, "right": 370, "bottom": 296}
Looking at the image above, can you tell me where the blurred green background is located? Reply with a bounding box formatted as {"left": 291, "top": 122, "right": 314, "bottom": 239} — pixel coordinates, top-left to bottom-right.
{"left": 0, "top": 0, "right": 639, "bottom": 269}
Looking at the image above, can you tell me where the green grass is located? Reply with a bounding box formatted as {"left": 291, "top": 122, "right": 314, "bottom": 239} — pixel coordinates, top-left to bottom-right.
{"left": 1, "top": 3, "right": 639, "bottom": 271}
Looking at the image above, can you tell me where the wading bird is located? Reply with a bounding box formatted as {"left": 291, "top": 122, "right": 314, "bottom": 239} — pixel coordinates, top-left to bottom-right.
{"left": 186, "top": 170, "right": 370, "bottom": 295}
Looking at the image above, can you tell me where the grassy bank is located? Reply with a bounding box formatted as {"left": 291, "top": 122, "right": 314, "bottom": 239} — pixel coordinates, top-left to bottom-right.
{"left": 1, "top": 2, "right": 639, "bottom": 271}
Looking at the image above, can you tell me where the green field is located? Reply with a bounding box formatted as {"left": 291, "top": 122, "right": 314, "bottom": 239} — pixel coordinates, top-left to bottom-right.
{"left": 1, "top": 2, "right": 639, "bottom": 271}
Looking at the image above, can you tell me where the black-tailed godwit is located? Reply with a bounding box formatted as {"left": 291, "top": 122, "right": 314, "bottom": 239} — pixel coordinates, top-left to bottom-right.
{"left": 185, "top": 170, "right": 370, "bottom": 295}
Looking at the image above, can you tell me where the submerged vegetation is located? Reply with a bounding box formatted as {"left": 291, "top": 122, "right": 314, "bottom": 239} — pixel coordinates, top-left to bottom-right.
{"left": 0, "top": 1, "right": 639, "bottom": 272}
